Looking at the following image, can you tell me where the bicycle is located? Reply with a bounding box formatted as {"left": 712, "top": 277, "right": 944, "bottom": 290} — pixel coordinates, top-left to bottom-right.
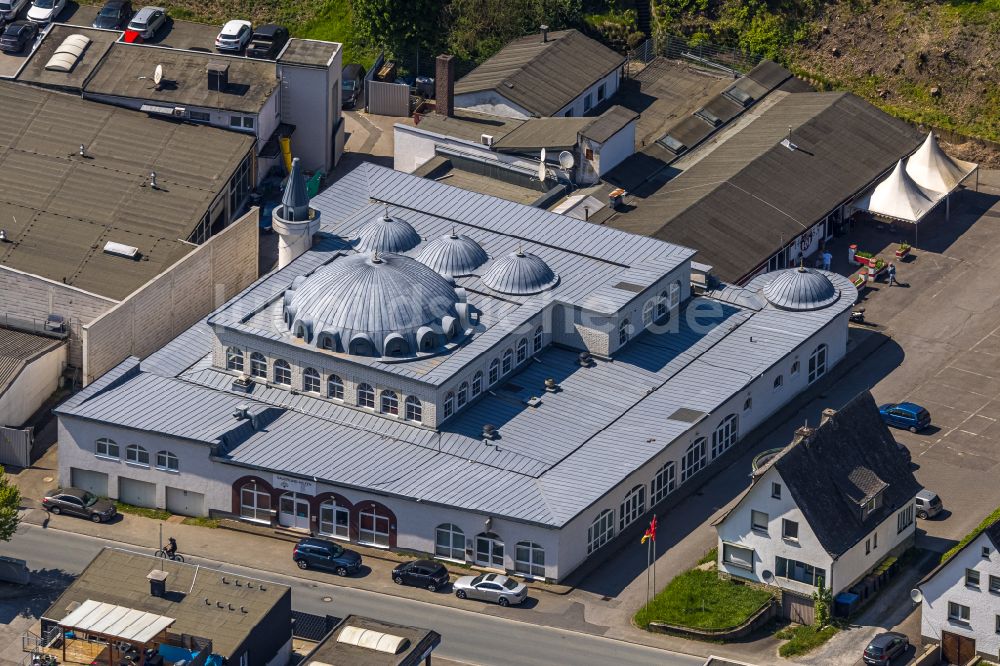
{"left": 154, "top": 549, "right": 185, "bottom": 562}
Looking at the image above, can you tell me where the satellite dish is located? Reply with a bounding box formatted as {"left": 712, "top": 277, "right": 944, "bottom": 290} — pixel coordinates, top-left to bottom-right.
{"left": 538, "top": 148, "right": 547, "bottom": 181}
{"left": 910, "top": 588, "right": 923, "bottom": 603}
{"left": 761, "top": 570, "right": 774, "bottom": 583}
{"left": 153, "top": 64, "right": 163, "bottom": 86}
{"left": 558, "top": 150, "right": 575, "bottom": 169}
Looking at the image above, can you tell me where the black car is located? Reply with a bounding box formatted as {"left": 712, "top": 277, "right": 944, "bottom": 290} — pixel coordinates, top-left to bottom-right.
{"left": 863, "top": 631, "right": 909, "bottom": 664}
{"left": 92, "top": 0, "right": 132, "bottom": 29}
{"left": 42, "top": 487, "right": 117, "bottom": 523}
{"left": 0, "top": 20, "right": 37, "bottom": 53}
{"left": 392, "top": 559, "right": 449, "bottom": 591}
{"left": 341, "top": 63, "right": 365, "bottom": 108}
{"left": 292, "top": 537, "right": 362, "bottom": 576}
{"left": 246, "top": 23, "right": 288, "bottom": 60}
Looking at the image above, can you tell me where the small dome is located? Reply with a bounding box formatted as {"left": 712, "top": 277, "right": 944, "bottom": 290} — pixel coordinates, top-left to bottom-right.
{"left": 283, "top": 253, "right": 462, "bottom": 356}
{"left": 762, "top": 267, "right": 839, "bottom": 311}
{"left": 481, "top": 248, "right": 558, "bottom": 295}
{"left": 354, "top": 212, "right": 421, "bottom": 254}
{"left": 416, "top": 230, "right": 489, "bottom": 277}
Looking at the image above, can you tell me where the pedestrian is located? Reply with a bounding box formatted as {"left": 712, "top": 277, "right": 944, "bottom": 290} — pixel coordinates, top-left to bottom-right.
{"left": 821, "top": 249, "right": 832, "bottom": 271}
{"left": 887, "top": 262, "right": 896, "bottom": 286}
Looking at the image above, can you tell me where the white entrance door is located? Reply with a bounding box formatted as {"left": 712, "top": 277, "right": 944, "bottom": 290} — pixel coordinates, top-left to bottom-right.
{"left": 319, "top": 502, "right": 350, "bottom": 539}
{"left": 475, "top": 533, "right": 504, "bottom": 568}
{"left": 278, "top": 492, "right": 310, "bottom": 530}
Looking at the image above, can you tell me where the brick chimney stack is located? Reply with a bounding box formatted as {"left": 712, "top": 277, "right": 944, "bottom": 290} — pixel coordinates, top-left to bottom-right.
{"left": 820, "top": 407, "right": 837, "bottom": 426}
{"left": 435, "top": 55, "right": 455, "bottom": 117}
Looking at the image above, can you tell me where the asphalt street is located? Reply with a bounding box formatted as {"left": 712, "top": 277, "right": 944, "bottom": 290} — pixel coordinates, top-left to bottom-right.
{"left": 3, "top": 523, "right": 703, "bottom": 666}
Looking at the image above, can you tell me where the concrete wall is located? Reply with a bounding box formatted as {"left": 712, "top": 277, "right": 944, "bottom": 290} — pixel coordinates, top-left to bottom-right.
{"left": 453, "top": 91, "right": 533, "bottom": 120}
{"left": 920, "top": 531, "right": 1000, "bottom": 659}
{"left": 0, "top": 342, "right": 66, "bottom": 427}
{"left": 82, "top": 209, "right": 259, "bottom": 384}
{"left": 278, "top": 45, "right": 342, "bottom": 175}
{"left": 0, "top": 267, "right": 117, "bottom": 368}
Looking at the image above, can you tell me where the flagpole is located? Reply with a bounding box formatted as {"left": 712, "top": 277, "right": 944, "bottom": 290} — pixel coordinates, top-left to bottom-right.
{"left": 646, "top": 536, "right": 651, "bottom": 606}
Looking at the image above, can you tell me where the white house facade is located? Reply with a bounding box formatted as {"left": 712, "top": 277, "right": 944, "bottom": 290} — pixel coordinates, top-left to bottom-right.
{"left": 918, "top": 523, "right": 1000, "bottom": 663}
{"left": 57, "top": 163, "right": 854, "bottom": 583}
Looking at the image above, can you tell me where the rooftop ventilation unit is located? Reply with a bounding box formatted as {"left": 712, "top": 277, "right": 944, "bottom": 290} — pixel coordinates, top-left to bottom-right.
{"left": 103, "top": 241, "right": 139, "bottom": 259}
{"left": 44, "top": 34, "right": 91, "bottom": 72}
{"left": 657, "top": 134, "right": 687, "bottom": 155}
{"left": 480, "top": 134, "right": 494, "bottom": 147}
{"left": 482, "top": 424, "right": 497, "bottom": 440}
{"left": 207, "top": 62, "right": 229, "bottom": 92}
{"left": 723, "top": 86, "right": 754, "bottom": 107}
{"left": 694, "top": 108, "right": 722, "bottom": 127}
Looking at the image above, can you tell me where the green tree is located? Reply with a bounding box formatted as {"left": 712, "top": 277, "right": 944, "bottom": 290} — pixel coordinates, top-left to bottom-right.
{"left": 0, "top": 465, "right": 21, "bottom": 541}
{"left": 812, "top": 586, "right": 833, "bottom": 628}
{"left": 352, "top": 0, "right": 448, "bottom": 55}
{"left": 446, "top": 0, "right": 582, "bottom": 63}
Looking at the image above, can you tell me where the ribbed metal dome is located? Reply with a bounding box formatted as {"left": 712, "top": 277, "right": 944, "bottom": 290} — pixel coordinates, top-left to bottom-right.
{"left": 481, "top": 248, "right": 559, "bottom": 295}
{"left": 416, "top": 230, "right": 489, "bottom": 277}
{"left": 283, "top": 252, "right": 463, "bottom": 357}
{"left": 354, "top": 213, "right": 421, "bottom": 254}
{"left": 762, "top": 267, "right": 839, "bottom": 311}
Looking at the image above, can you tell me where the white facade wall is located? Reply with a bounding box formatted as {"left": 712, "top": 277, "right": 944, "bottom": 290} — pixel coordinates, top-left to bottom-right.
{"left": 832, "top": 499, "right": 916, "bottom": 592}
{"left": 921, "top": 532, "right": 1000, "bottom": 658}
{"left": 393, "top": 126, "right": 538, "bottom": 175}
{"left": 555, "top": 68, "right": 621, "bottom": 118}
{"left": 82, "top": 93, "right": 260, "bottom": 141}
{"left": 257, "top": 90, "right": 281, "bottom": 149}
{"left": 578, "top": 120, "right": 635, "bottom": 184}
{"left": 0, "top": 342, "right": 66, "bottom": 427}
{"left": 277, "top": 50, "right": 343, "bottom": 176}
{"left": 453, "top": 91, "right": 533, "bottom": 120}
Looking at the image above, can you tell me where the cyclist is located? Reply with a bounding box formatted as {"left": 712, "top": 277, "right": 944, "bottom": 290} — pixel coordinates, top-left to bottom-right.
{"left": 165, "top": 537, "right": 178, "bottom": 558}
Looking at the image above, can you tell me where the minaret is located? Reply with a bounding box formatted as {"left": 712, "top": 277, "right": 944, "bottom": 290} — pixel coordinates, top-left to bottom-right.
{"left": 271, "top": 158, "right": 321, "bottom": 269}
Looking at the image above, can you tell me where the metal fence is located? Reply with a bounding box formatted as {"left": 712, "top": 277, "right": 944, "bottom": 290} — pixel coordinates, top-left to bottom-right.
{"left": 0, "top": 426, "right": 31, "bottom": 468}
{"left": 629, "top": 34, "right": 763, "bottom": 76}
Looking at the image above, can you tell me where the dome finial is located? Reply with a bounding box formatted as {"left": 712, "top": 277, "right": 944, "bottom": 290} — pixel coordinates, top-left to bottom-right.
{"left": 383, "top": 204, "right": 390, "bottom": 221}
{"left": 516, "top": 244, "right": 525, "bottom": 257}
{"left": 372, "top": 250, "right": 383, "bottom": 264}
{"left": 450, "top": 226, "right": 458, "bottom": 239}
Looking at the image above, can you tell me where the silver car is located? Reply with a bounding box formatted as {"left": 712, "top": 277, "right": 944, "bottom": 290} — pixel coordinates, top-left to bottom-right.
{"left": 127, "top": 5, "right": 165, "bottom": 39}
{"left": 453, "top": 573, "right": 527, "bottom": 606}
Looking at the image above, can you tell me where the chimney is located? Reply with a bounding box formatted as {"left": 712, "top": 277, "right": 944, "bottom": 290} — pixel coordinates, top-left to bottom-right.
{"left": 820, "top": 407, "right": 836, "bottom": 426}
{"left": 541, "top": 25, "right": 549, "bottom": 42}
{"left": 147, "top": 570, "right": 168, "bottom": 598}
{"left": 207, "top": 62, "right": 229, "bottom": 92}
{"left": 435, "top": 55, "right": 454, "bottom": 117}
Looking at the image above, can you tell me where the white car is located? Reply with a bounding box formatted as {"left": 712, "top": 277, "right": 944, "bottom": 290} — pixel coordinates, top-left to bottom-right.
{"left": 26, "top": 0, "right": 65, "bottom": 23}
{"left": 214, "top": 19, "right": 251, "bottom": 52}
{"left": 0, "top": 0, "right": 29, "bottom": 21}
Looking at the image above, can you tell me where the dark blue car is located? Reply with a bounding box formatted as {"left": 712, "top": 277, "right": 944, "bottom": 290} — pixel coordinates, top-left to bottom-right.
{"left": 293, "top": 537, "right": 362, "bottom": 576}
{"left": 879, "top": 402, "right": 931, "bottom": 433}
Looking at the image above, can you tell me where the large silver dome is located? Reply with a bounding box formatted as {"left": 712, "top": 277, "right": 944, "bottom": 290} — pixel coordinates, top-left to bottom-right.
{"left": 283, "top": 253, "right": 466, "bottom": 357}
{"left": 481, "top": 248, "right": 559, "bottom": 295}
{"left": 354, "top": 213, "right": 421, "bottom": 254}
{"left": 762, "top": 267, "right": 839, "bottom": 311}
{"left": 416, "top": 231, "right": 489, "bottom": 277}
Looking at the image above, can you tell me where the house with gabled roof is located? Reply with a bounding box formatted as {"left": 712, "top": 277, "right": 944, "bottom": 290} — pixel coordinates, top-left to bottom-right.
{"left": 713, "top": 391, "right": 921, "bottom": 622}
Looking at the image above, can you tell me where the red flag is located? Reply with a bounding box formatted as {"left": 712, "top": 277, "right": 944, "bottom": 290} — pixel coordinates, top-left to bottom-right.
{"left": 641, "top": 516, "right": 658, "bottom": 544}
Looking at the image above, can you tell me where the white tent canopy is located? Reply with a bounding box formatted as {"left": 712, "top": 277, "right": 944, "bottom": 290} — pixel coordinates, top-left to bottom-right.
{"left": 906, "top": 132, "right": 977, "bottom": 194}
{"left": 60, "top": 599, "right": 175, "bottom": 644}
{"left": 856, "top": 159, "right": 940, "bottom": 223}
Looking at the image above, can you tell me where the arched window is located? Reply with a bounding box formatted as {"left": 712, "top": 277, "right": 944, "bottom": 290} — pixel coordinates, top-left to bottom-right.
{"left": 669, "top": 281, "right": 681, "bottom": 308}
{"left": 651, "top": 461, "right": 676, "bottom": 504}
{"left": 381, "top": 390, "right": 399, "bottom": 415}
{"left": 619, "top": 318, "right": 630, "bottom": 346}
{"left": 358, "top": 504, "right": 392, "bottom": 547}
{"left": 319, "top": 499, "right": 350, "bottom": 539}
{"left": 156, "top": 450, "right": 178, "bottom": 472}
{"left": 809, "top": 344, "right": 828, "bottom": 383}
{"left": 515, "top": 542, "right": 545, "bottom": 577}
{"left": 404, "top": 396, "right": 422, "bottom": 422}
{"left": 303, "top": 368, "right": 321, "bottom": 393}
{"left": 619, "top": 485, "right": 645, "bottom": 530}
{"left": 502, "top": 349, "right": 513, "bottom": 375}
{"left": 472, "top": 371, "right": 483, "bottom": 397}
{"left": 587, "top": 509, "right": 615, "bottom": 554}
{"left": 533, "top": 325, "right": 543, "bottom": 352}
{"left": 95, "top": 437, "right": 119, "bottom": 459}
{"left": 643, "top": 299, "right": 655, "bottom": 326}
{"left": 357, "top": 383, "right": 375, "bottom": 409}
{"left": 249, "top": 352, "right": 267, "bottom": 378}
{"left": 656, "top": 290, "right": 668, "bottom": 320}
{"left": 443, "top": 391, "right": 455, "bottom": 418}
{"left": 327, "top": 374, "right": 344, "bottom": 400}
{"left": 682, "top": 438, "right": 706, "bottom": 482}
{"left": 773, "top": 375, "right": 784, "bottom": 391}
{"left": 712, "top": 414, "right": 738, "bottom": 458}
{"left": 226, "top": 347, "right": 244, "bottom": 372}
{"left": 239, "top": 481, "right": 271, "bottom": 522}
{"left": 435, "top": 523, "right": 465, "bottom": 561}
{"left": 489, "top": 359, "right": 500, "bottom": 385}
{"left": 125, "top": 443, "right": 149, "bottom": 466}
{"left": 457, "top": 382, "right": 468, "bottom": 408}
{"left": 273, "top": 359, "right": 291, "bottom": 385}
{"left": 516, "top": 338, "right": 528, "bottom": 363}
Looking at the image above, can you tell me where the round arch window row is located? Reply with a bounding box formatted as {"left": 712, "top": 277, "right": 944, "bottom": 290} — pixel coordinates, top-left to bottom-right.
{"left": 620, "top": 282, "right": 682, "bottom": 347}
{"left": 94, "top": 438, "right": 179, "bottom": 472}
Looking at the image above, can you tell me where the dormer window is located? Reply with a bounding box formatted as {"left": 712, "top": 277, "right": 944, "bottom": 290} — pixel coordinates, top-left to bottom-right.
{"left": 862, "top": 491, "right": 884, "bottom": 518}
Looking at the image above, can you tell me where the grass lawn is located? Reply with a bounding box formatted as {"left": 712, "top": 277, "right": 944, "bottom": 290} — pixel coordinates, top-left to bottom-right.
{"left": 115, "top": 501, "right": 171, "bottom": 521}
{"left": 181, "top": 516, "right": 220, "bottom": 528}
{"left": 697, "top": 547, "right": 718, "bottom": 566}
{"left": 776, "top": 623, "right": 839, "bottom": 657}
{"left": 634, "top": 569, "right": 774, "bottom": 631}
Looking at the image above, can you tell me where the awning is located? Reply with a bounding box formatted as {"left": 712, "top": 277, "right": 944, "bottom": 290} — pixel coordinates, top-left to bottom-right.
{"left": 60, "top": 599, "right": 175, "bottom": 644}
